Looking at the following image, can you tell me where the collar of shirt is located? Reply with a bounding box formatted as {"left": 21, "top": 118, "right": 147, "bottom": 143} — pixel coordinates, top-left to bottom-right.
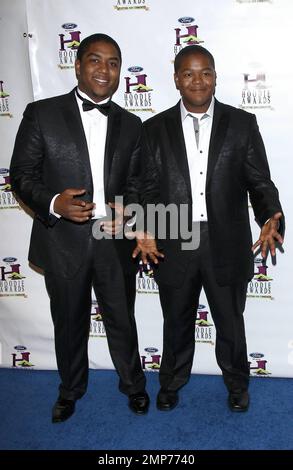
{"left": 180, "top": 96, "right": 215, "bottom": 123}
{"left": 75, "top": 88, "right": 110, "bottom": 116}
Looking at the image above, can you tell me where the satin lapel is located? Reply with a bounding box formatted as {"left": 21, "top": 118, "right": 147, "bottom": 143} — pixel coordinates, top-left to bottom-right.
{"left": 206, "top": 100, "right": 230, "bottom": 186}
{"left": 104, "top": 103, "right": 122, "bottom": 199}
{"left": 165, "top": 102, "right": 192, "bottom": 197}
{"left": 60, "top": 90, "right": 92, "bottom": 185}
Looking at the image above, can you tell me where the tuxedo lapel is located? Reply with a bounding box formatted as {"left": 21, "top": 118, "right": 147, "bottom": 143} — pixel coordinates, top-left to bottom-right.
{"left": 60, "top": 93, "right": 122, "bottom": 201}
{"left": 165, "top": 102, "right": 192, "bottom": 197}
{"left": 60, "top": 90, "right": 92, "bottom": 187}
{"left": 104, "top": 103, "right": 122, "bottom": 199}
{"left": 206, "top": 100, "right": 229, "bottom": 185}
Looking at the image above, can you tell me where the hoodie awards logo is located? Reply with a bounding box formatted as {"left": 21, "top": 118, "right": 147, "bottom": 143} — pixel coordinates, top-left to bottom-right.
{"left": 0, "top": 81, "right": 12, "bottom": 118}
{"left": 247, "top": 257, "right": 273, "bottom": 300}
{"left": 240, "top": 64, "right": 272, "bottom": 110}
{"left": 12, "top": 345, "right": 34, "bottom": 368}
{"left": 58, "top": 23, "right": 81, "bottom": 69}
{"left": 0, "top": 168, "right": 20, "bottom": 209}
{"left": 195, "top": 304, "right": 215, "bottom": 345}
{"left": 249, "top": 352, "right": 271, "bottom": 376}
{"left": 173, "top": 17, "right": 204, "bottom": 58}
{"left": 0, "top": 257, "right": 27, "bottom": 298}
{"left": 90, "top": 300, "right": 106, "bottom": 337}
{"left": 114, "top": 0, "right": 149, "bottom": 11}
{"left": 124, "top": 66, "right": 154, "bottom": 113}
{"left": 136, "top": 261, "right": 158, "bottom": 294}
{"left": 141, "top": 347, "right": 161, "bottom": 371}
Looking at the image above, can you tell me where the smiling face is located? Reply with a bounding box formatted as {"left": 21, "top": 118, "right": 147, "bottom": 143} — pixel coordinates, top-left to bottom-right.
{"left": 75, "top": 40, "right": 121, "bottom": 103}
{"left": 174, "top": 52, "right": 216, "bottom": 113}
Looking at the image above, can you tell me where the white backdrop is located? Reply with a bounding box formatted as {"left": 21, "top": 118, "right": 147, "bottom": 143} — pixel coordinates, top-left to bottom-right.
{"left": 1, "top": 0, "right": 293, "bottom": 379}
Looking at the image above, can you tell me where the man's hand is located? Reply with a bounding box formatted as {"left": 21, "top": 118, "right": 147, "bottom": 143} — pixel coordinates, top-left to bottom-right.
{"left": 252, "top": 212, "right": 283, "bottom": 258}
{"left": 54, "top": 188, "right": 95, "bottom": 222}
{"left": 102, "top": 202, "right": 124, "bottom": 235}
{"left": 132, "top": 231, "right": 164, "bottom": 265}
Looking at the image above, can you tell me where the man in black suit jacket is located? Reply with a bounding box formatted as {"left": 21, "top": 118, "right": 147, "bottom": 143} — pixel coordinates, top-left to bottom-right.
{"left": 10, "top": 34, "right": 149, "bottom": 422}
{"left": 134, "top": 45, "right": 284, "bottom": 412}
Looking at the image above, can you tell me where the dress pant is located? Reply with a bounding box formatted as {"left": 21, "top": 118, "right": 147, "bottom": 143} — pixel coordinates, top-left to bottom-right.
{"left": 158, "top": 222, "right": 250, "bottom": 393}
{"left": 45, "top": 233, "right": 145, "bottom": 401}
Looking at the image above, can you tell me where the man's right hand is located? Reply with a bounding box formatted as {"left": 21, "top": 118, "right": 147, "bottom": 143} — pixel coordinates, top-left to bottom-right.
{"left": 54, "top": 189, "right": 95, "bottom": 223}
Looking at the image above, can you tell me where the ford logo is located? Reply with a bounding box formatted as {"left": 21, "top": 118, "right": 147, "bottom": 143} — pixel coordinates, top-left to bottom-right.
{"left": 3, "top": 257, "right": 17, "bottom": 263}
{"left": 249, "top": 352, "right": 264, "bottom": 358}
{"left": 14, "top": 345, "right": 26, "bottom": 351}
{"left": 198, "top": 304, "right": 206, "bottom": 310}
{"left": 62, "top": 23, "right": 77, "bottom": 30}
{"left": 144, "top": 347, "right": 158, "bottom": 353}
{"left": 178, "top": 17, "right": 195, "bottom": 24}
{"left": 128, "top": 66, "right": 143, "bottom": 73}
{"left": 0, "top": 168, "right": 9, "bottom": 175}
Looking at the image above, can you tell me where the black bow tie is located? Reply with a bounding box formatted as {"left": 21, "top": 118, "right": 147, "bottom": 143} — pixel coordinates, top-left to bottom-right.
{"left": 82, "top": 100, "right": 111, "bottom": 115}
{"left": 75, "top": 88, "right": 111, "bottom": 116}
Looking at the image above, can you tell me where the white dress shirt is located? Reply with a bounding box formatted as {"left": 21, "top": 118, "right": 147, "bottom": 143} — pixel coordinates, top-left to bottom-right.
{"left": 50, "top": 88, "right": 109, "bottom": 219}
{"left": 180, "top": 96, "right": 215, "bottom": 222}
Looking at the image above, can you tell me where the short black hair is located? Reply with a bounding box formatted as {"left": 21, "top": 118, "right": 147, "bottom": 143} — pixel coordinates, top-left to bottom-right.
{"left": 76, "top": 33, "right": 122, "bottom": 63}
{"left": 174, "top": 45, "right": 215, "bottom": 72}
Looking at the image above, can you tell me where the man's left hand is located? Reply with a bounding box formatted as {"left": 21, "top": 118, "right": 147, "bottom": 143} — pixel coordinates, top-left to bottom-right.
{"left": 252, "top": 212, "right": 283, "bottom": 258}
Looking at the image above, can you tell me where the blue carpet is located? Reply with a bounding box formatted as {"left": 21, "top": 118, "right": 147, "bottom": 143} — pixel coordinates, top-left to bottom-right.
{"left": 0, "top": 369, "right": 292, "bottom": 450}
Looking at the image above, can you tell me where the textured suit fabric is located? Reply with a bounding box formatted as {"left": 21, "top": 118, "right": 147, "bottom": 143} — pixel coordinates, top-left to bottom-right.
{"left": 141, "top": 99, "right": 284, "bottom": 392}
{"left": 141, "top": 99, "right": 284, "bottom": 287}
{"left": 10, "top": 89, "right": 145, "bottom": 398}
{"left": 10, "top": 89, "right": 141, "bottom": 279}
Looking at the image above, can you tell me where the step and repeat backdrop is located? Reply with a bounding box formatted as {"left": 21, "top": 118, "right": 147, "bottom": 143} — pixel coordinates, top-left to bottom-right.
{"left": 1, "top": 0, "right": 293, "bottom": 378}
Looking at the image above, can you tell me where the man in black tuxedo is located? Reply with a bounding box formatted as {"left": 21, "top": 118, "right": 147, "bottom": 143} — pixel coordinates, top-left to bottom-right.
{"left": 10, "top": 34, "right": 149, "bottom": 422}
{"left": 134, "top": 45, "right": 284, "bottom": 412}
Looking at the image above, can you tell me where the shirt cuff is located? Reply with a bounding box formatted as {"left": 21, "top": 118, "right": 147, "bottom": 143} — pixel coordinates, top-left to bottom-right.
{"left": 49, "top": 194, "right": 61, "bottom": 218}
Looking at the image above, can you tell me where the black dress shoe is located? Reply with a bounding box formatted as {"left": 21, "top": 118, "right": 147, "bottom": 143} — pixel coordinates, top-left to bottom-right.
{"left": 128, "top": 392, "right": 150, "bottom": 415}
{"left": 52, "top": 396, "right": 76, "bottom": 423}
{"left": 228, "top": 390, "right": 249, "bottom": 412}
{"left": 157, "top": 388, "right": 179, "bottom": 411}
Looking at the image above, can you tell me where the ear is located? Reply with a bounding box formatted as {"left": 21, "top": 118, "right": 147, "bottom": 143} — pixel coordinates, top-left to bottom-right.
{"left": 174, "top": 72, "right": 179, "bottom": 90}
{"left": 75, "top": 59, "right": 81, "bottom": 79}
